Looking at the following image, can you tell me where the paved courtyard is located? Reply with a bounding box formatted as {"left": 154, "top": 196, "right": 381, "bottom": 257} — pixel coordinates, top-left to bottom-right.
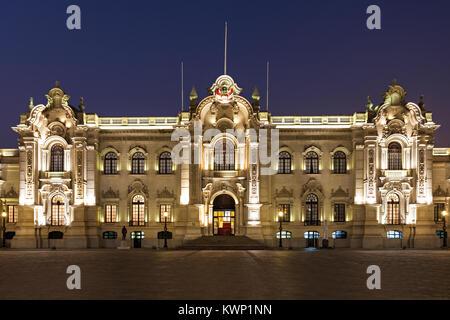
{"left": 0, "top": 249, "right": 449, "bottom": 300}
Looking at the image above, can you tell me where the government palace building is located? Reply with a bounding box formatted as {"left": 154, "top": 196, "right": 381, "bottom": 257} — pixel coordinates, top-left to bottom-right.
{"left": 0, "top": 74, "right": 449, "bottom": 249}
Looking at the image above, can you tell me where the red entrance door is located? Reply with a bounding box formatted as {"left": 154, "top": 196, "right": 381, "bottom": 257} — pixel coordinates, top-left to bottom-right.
{"left": 213, "top": 210, "right": 235, "bottom": 235}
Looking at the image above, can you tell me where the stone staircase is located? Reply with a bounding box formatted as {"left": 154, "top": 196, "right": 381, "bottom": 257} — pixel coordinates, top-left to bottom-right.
{"left": 182, "top": 236, "right": 266, "bottom": 250}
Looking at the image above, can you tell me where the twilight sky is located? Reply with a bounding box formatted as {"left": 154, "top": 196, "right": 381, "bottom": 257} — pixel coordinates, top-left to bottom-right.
{"left": 0, "top": 0, "right": 449, "bottom": 147}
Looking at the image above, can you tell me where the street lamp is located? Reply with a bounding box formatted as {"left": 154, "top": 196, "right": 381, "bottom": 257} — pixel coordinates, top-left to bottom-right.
{"left": 2, "top": 211, "right": 7, "bottom": 248}
{"left": 278, "top": 211, "right": 283, "bottom": 248}
{"left": 163, "top": 211, "right": 169, "bottom": 249}
{"left": 442, "top": 210, "right": 447, "bottom": 249}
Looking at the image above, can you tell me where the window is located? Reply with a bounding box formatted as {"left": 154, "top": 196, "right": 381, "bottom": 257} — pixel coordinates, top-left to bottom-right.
{"left": 387, "top": 230, "right": 403, "bottom": 239}
{"left": 131, "top": 231, "right": 145, "bottom": 239}
{"left": 305, "top": 151, "right": 319, "bottom": 174}
{"left": 7, "top": 205, "right": 18, "bottom": 224}
{"left": 278, "top": 151, "right": 291, "bottom": 174}
{"left": 214, "top": 139, "right": 235, "bottom": 171}
{"left": 51, "top": 195, "right": 65, "bottom": 226}
{"left": 104, "top": 152, "right": 118, "bottom": 175}
{"left": 386, "top": 194, "right": 401, "bottom": 225}
{"left": 332, "top": 230, "right": 347, "bottom": 239}
{"left": 131, "top": 152, "right": 145, "bottom": 174}
{"left": 333, "top": 151, "right": 347, "bottom": 174}
{"left": 103, "top": 231, "right": 117, "bottom": 239}
{"left": 50, "top": 144, "right": 64, "bottom": 172}
{"left": 305, "top": 194, "right": 319, "bottom": 226}
{"left": 159, "top": 152, "right": 173, "bottom": 174}
{"left": 434, "top": 203, "right": 445, "bottom": 222}
{"left": 334, "top": 203, "right": 346, "bottom": 222}
{"left": 304, "top": 231, "right": 320, "bottom": 239}
{"left": 276, "top": 230, "right": 292, "bottom": 239}
{"left": 105, "top": 204, "right": 117, "bottom": 223}
{"left": 278, "top": 204, "right": 291, "bottom": 222}
{"left": 388, "top": 142, "right": 402, "bottom": 170}
{"left": 160, "top": 204, "right": 172, "bottom": 222}
{"left": 131, "top": 195, "right": 145, "bottom": 226}
{"left": 436, "top": 230, "right": 445, "bottom": 239}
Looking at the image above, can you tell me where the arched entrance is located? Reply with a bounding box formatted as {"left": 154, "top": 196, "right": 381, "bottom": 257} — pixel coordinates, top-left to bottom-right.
{"left": 213, "top": 194, "right": 236, "bottom": 236}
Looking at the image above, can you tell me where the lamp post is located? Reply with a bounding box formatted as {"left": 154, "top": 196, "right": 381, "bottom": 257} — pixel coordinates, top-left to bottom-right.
{"left": 442, "top": 210, "right": 447, "bottom": 249}
{"left": 163, "top": 211, "right": 169, "bottom": 249}
{"left": 2, "top": 211, "right": 6, "bottom": 248}
{"left": 278, "top": 211, "right": 283, "bottom": 248}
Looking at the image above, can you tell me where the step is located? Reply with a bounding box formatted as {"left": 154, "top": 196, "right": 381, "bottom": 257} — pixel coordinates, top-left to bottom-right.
{"left": 182, "top": 236, "right": 266, "bottom": 250}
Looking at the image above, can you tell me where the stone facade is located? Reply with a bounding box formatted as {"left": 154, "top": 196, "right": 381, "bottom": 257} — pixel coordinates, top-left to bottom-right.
{"left": 0, "top": 76, "right": 449, "bottom": 249}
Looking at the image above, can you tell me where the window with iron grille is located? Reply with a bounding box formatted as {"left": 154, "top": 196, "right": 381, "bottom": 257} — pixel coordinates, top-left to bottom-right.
{"left": 131, "top": 195, "right": 145, "bottom": 226}
{"left": 50, "top": 144, "right": 64, "bottom": 172}
{"left": 102, "top": 231, "right": 117, "bottom": 239}
{"left": 387, "top": 194, "right": 401, "bottom": 224}
{"left": 388, "top": 142, "right": 402, "bottom": 170}
{"left": 105, "top": 204, "right": 117, "bottom": 223}
{"left": 334, "top": 203, "right": 346, "bottom": 222}
{"left": 305, "top": 151, "right": 319, "bottom": 174}
{"left": 7, "top": 205, "right": 18, "bottom": 224}
{"left": 434, "top": 203, "right": 445, "bottom": 222}
{"left": 305, "top": 194, "right": 319, "bottom": 225}
{"left": 333, "top": 151, "right": 347, "bottom": 174}
{"left": 104, "top": 152, "right": 118, "bottom": 174}
{"left": 278, "top": 204, "right": 291, "bottom": 222}
{"left": 332, "top": 230, "right": 347, "bottom": 239}
{"left": 278, "top": 151, "right": 291, "bottom": 174}
{"left": 51, "top": 195, "right": 65, "bottom": 226}
{"left": 131, "top": 152, "right": 145, "bottom": 174}
{"left": 214, "top": 139, "right": 235, "bottom": 171}
{"left": 159, "top": 152, "right": 173, "bottom": 174}
{"left": 387, "top": 230, "right": 403, "bottom": 239}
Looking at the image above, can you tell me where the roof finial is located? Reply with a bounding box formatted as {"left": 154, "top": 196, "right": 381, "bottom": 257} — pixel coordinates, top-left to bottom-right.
{"left": 55, "top": 80, "right": 60, "bottom": 88}
{"left": 79, "top": 97, "right": 85, "bottom": 112}
{"left": 392, "top": 78, "right": 397, "bottom": 86}
{"left": 418, "top": 94, "right": 425, "bottom": 110}
{"left": 29, "top": 97, "right": 34, "bottom": 110}
{"left": 366, "top": 96, "right": 373, "bottom": 110}
{"left": 224, "top": 21, "right": 228, "bottom": 75}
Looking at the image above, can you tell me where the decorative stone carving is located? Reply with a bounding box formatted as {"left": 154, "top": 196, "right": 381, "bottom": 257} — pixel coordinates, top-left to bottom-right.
{"left": 275, "top": 186, "right": 293, "bottom": 198}
{"left": 102, "top": 187, "right": 119, "bottom": 199}
{"left": 331, "top": 186, "right": 349, "bottom": 198}
{"left": 128, "top": 179, "right": 148, "bottom": 196}
{"left": 157, "top": 187, "right": 174, "bottom": 199}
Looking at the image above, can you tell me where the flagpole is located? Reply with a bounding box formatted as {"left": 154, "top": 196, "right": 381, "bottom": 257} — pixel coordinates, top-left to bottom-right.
{"left": 224, "top": 22, "right": 227, "bottom": 75}
{"left": 181, "top": 61, "right": 184, "bottom": 112}
{"left": 266, "top": 61, "right": 269, "bottom": 111}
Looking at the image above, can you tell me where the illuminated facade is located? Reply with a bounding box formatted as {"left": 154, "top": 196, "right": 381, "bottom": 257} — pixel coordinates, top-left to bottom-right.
{"left": 0, "top": 76, "right": 449, "bottom": 249}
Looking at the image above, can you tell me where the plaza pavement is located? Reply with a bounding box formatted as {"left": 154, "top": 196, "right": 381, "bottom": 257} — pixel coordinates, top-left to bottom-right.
{"left": 0, "top": 249, "right": 449, "bottom": 300}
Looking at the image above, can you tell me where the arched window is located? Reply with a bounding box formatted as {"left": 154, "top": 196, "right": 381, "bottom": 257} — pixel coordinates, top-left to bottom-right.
{"left": 388, "top": 142, "right": 402, "bottom": 170}
{"left": 104, "top": 152, "right": 118, "bottom": 175}
{"left": 278, "top": 151, "right": 292, "bottom": 174}
{"left": 131, "top": 152, "right": 145, "bottom": 174}
{"left": 387, "top": 193, "right": 401, "bottom": 225}
{"left": 305, "top": 194, "right": 319, "bottom": 226}
{"left": 305, "top": 151, "right": 319, "bottom": 174}
{"left": 333, "top": 151, "right": 347, "bottom": 174}
{"left": 214, "top": 139, "right": 235, "bottom": 171}
{"left": 131, "top": 195, "right": 145, "bottom": 226}
{"left": 51, "top": 195, "right": 65, "bottom": 226}
{"left": 50, "top": 144, "right": 64, "bottom": 172}
{"left": 159, "top": 152, "right": 173, "bottom": 174}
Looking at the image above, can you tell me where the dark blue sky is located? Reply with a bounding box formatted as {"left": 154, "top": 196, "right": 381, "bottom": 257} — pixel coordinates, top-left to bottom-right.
{"left": 1, "top": 0, "right": 449, "bottom": 147}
